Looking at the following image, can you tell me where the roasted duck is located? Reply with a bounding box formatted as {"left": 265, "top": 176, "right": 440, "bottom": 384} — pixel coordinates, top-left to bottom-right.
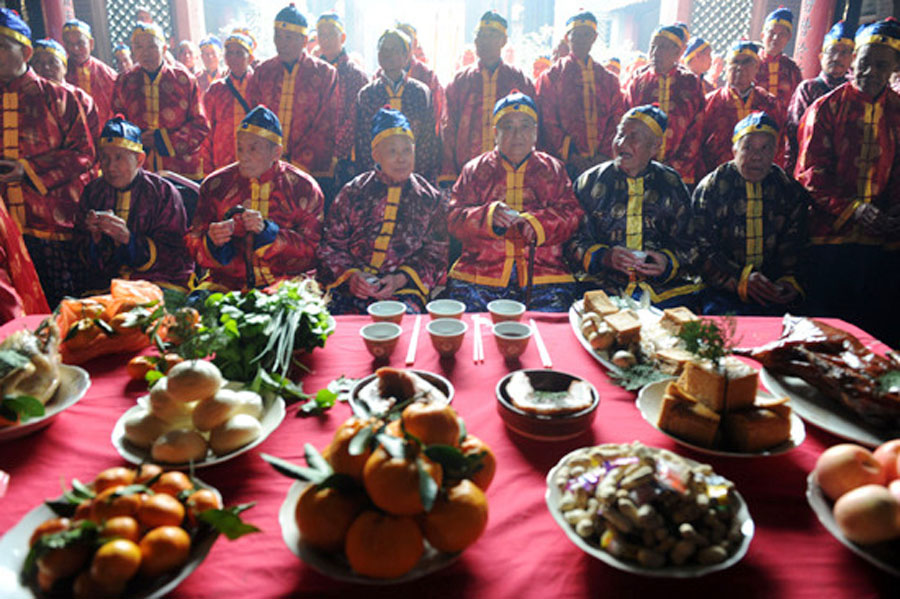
{"left": 0, "top": 318, "right": 61, "bottom": 405}
{"left": 735, "top": 316, "right": 900, "bottom": 428}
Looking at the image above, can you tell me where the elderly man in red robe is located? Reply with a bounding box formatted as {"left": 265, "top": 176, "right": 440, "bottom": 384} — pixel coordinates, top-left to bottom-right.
{"left": 31, "top": 39, "right": 100, "bottom": 142}
{"left": 62, "top": 19, "right": 117, "bottom": 125}
{"left": 203, "top": 33, "right": 254, "bottom": 170}
{"left": 78, "top": 117, "right": 193, "bottom": 292}
{"left": 536, "top": 10, "right": 624, "bottom": 180}
{"left": 0, "top": 9, "right": 95, "bottom": 307}
{"left": 796, "top": 19, "right": 900, "bottom": 345}
{"left": 186, "top": 106, "right": 323, "bottom": 291}
{"left": 443, "top": 91, "right": 582, "bottom": 311}
{"left": 754, "top": 7, "right": 802, "bottom": 118}
{"left": 319, "top": 108, "right": 447, "bottom": 314}
{"left": 784, "top": 21, "right": 854, "bottom": 173}
{"left": 112, "top": 22, "right": 209, "bottom": 179}
{"left": 317, "top": 11, "right": 368, "bottom": 187}
{"left": 439, "top": 11, "right": 535, "bottom": 187}
{"left": 248, "top": 4, "right": 340, "bottom": 184}
{"left": 356, "top": 29, "right": 438, "bottom": 182}
{"left": 397, "top": 22, "right": 443, "bottom": 135}
{"left": 625, "top": 24, "right": 704, "bottom": 184}
{"left": 695, "top": 41, "right": 780, "bottom": 181}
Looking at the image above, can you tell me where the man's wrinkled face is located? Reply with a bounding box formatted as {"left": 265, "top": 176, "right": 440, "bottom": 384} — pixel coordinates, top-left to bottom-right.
{"left": 378, "top": 35, "right": 408, "bottom": 78}
{"left": 821, "top": 42, "right": 853, "bottom": 79}
{"left": 567, "top": 25, "right": 597, "bottom": 61}
{"left": 726, "top": 53, "right": 760, "bottom": 90}
{"left": 200, "top": 44, "right": 220, "bottom": 72}
{"left": 494, "top": 111, "right": 537, "bottom": 165}
{"left": 0, "top": 36, "right": 28, "bottom": 81}
{"left": 31, "top": 52, "right": 65, "bottom": 82}
{"left": 62, "top": 30, "right": 92, "bottom": 64}
{"left": 224, "top": 43, "right": 250, "bottom": 76}
{"left": 133, "top": 33, "right": 164, "bottom": 71}
{"left": 100, "top": 145, "right": 144, "bottom": 190}
{"left": 854, "top": 43, "right": 900, "bottom": 98}
{"left": 316, "top": 21, "right": 344, "bottom": 59}
{"left": 274, "top": 27, "right": 305, "bottom": 62}
{"left": 474, "top": 27, "right": 505, "bottom": 65}
{"left": 372, "top": 134, "right": 415, "bottom": 182}
{"left": 650, "top": 35, "right": 680, "bottom": 74}
{"left": 613, "top": 118, "right": 659, "bottom": 176}
{"left": 687, "top": 46, "right": 712, "bottom": 75}
{"left": 237, "top": 131, "right": 281, "bottom": 179}
{"left": 763, "top": 23, "right": 791, "bottom": 56}
{"left": 733, "top": 132, "right": 776, "bottom": 183}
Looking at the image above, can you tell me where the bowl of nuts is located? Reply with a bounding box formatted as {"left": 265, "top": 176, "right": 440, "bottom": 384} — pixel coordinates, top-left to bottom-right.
{"left": 544, "top": 441, "right": 754, "bottom": 577}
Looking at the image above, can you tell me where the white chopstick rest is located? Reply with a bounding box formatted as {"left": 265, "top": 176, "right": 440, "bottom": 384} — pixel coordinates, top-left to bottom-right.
{"left": 405, "top": 314, "right": 422, "bottom": 366}
{"left": 529, "top": 318, "right": 552, "bottom": 369}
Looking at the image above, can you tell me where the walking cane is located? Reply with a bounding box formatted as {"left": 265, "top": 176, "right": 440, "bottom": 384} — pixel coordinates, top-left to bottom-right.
{"left": 524, "top": 240, "right": 536, "bottom": 309}
{"left": 224, "top": 205, "right": 254, "bottom": 291}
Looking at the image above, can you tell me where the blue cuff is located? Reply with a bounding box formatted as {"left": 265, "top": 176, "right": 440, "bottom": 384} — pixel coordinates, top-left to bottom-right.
{"left": 655, "top": 252, "right": 674, "bottom": 281}
{"left": 253, "top": 220, "right": 279, "bottom": 249}
{"left": 153, "top": 130, "right": 172, "bottom": 157}
{"left": 588, "top": 247, "right": 607, "bottom": 275}
{"left": 207, "top": 235, "right": 236, "bottom": 265}
{"left": 118, "top": 234, "right": 149, "bottom": 266}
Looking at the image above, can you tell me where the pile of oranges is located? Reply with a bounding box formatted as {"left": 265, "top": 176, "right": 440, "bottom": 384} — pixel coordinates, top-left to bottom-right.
{"left": 26, "top": 464, "right": 221, "bottom": 598}
{"left": 293, "top": 400, "right": 496, "bottom": 579}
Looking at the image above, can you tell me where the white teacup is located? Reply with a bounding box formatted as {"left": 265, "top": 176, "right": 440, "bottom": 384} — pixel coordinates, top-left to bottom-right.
{"left": 360, "top": 322, "right": 402, "bottom": 359}
{"left": 487, "top": 299, "right": 526, "bottom": 323}
{"left": 367, "top": 300, "right": 406, "bottom": 323}
{"left": 426, "top": 299, "right": 466, "bottom": 320}
{"left": 426, "top": 318, "right": 468, "bottom": 358}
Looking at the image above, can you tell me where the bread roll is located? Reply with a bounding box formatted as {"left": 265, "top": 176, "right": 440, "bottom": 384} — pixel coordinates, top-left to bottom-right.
{"left": 151, "top": 429, "right": 208, "bottom": 463}
{"left": 192, "top": 389, "right": 242, "bottom": 431}
{"left": 209, "top": 413, "right": 262, "bottom": 455}
{"left": 149, "top": 378, "right": 194, "bottom": 424}
{"left": 166, "top": 360, "right": 223, "bottom": 403}
{"left": 233, "top": 390, "right": 264, "bottom": 419}
{"left": 123, "top": 408, "right": 171, "bottom": 448}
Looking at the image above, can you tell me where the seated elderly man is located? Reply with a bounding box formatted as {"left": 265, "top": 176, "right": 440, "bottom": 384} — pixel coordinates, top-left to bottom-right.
{"left": 692, "top": 112, "right": 808, "bottom": 314}
{"left": 568, "top": 105, "right": 701, "bottom": 309}
{"left": 78, "top": 117, "right": 194, "bottom": 292}
{"left": 186, "top": 106, "right": 323, "bottom": 291}
{"left": 318, "top": 108, "right": 448, "bottom": 313}
{"left": 443, "top": 91, "right": 582, "bottom": 312}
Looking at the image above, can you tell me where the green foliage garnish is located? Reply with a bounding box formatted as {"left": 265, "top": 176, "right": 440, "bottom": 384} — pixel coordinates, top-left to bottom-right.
{"left": 298, "top": 388, "right": 339, "bottom": 416}
{"left": 608, "top": 363, "right": 673, "bottom": 391}
{"left": 23, "top": 520, "right": 98, "bottom": 577}
{"left": 197, "top": 503, "right": 261, "bottom": 540}
{"left": 0, "top": 394, "right": 44, "bottom": 423}
{"left": 878, "top": 371, "right": 900, "bottom": 393}
{"left": 677, "top": 316, "right": 738, "bottom": 369}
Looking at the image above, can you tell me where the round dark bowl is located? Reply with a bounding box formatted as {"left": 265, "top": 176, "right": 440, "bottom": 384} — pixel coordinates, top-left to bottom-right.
{"left": 349, "top": 370, "right": 454, "bottom": 416}
{"left": 495, "top": 369, "right": 600, "bottom": 441}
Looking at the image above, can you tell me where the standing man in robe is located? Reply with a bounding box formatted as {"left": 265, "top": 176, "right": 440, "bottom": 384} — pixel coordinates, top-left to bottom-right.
{"left": 692, "top": 112, "right": 807, "bottom": 314}
{"left": 439, "top": 11, "right": 534, "bottom": 188}
{"left": 356, "top": 29, "right": 438, "bottom": 182}
{"left": 536, "top": 10, "right": 624, "bottom": 181}
{"left": 568, "top": 105, "right": 701, "bottom": 308}
{"left": 624, "top": 25, "right": 704, "bottom": 185}
{"left": 682, "top": 37, "right": 715, "bottom": 94}
{"left": 443, "top": 92, "right": 582, "bottom": 312}
{"left": 31, "top": 39, "right": 100, "bottom": 142}
{"left": 197, "top": 35, "right": 225, "bottom": 94}
{"left": 754, "top": 7, "right": 802, "bottom": 119}
{"left": 78, "top": 116, "right": 193, "bottom": 291}
{"left": 784, "top": 21, "right": 853, "bottom": 174}
{"left": 62, "top": 19, "right": 117, "bottom": 125}
{"left": 0, "top": 9, "right": 95, "bottom": 307}
{"left": 113, "top": 42, "right": 133, "bottom": 74}
{"left": 186, "top": 106, "right": 324, "bottom": 291}
{"left": 796, "top": 19, "right": 900, "bottom": 345}
{"left": 319, "top": 108, "right": 447, "bottom": 314}
{"left": 695, "top": 41, "right": 780, "bottom": 181}
{"left": 112, "top": 22, "right": 209, "bottom": 180}
{"left": 317, "top": 11, "right": 368, "bottom": 188}
{"left": 203, "top": 32, "right": 254, "bottom": 171}
{"left": 397, "top": 22, "right": 443, "bottom": 135}
{"left": 248, "top": 4, "right": 340, "bottom": 189}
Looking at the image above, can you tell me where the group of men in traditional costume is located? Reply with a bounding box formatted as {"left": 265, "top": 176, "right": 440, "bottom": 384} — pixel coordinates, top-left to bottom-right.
{"left": 0, "top": 4, "right": 898, "bottom": 348}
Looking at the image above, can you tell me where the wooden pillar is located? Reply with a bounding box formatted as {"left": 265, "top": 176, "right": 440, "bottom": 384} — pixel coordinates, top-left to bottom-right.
{"left": 659, "top": 0, "right": 693, "bottom": 26}
{"left": 40, "top": 0, "right": 72, "bottom": 40}
{"left": 170, "top": 0, "right": 206, "bottom": 43}
{"left": 88, "top": 0, "right": 112, "bottom": 65}
{"left": 795, "top": 0, "right": 837, "bottom": 79}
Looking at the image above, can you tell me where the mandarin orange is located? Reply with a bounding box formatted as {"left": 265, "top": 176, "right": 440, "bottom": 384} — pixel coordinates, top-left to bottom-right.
{"left": 344, "top": 510, "right": 424, "bottom": 579}
{"left": 137, "top": 492, "right": 186, "bottom": 529}
{"left": 101, "top": 516, "right": 141, "bottom": 543}
{"left": 138, "top": 525, "right": 191, "bottom": 577}
{"left": 294, "top": 484, "right": 366, "bottom": 552}
{"left": 423, "top": 479, "right": 488, "bottom": 553}
{"left": 29, "top": 517, "right": 70, "bottom": 547}
{"left": 401, "top": 401, "right": 460, "bottom": 446}
{"left": 362, "top": 445, "right": 442, "bottom": 515}
{"left": 460, "top": 435, "right": 497, "bottom": 491}
{"left": 93, "top": 467, "right": 136, "bottom": 494}
{"left": 90, "top": 538, "right": 142, "bottom": 588}
{"left": 322, "top": 417, "right": 374, "bottom": 480}
{"left": 150, "top": 471, "right": 193, "bottom": 496}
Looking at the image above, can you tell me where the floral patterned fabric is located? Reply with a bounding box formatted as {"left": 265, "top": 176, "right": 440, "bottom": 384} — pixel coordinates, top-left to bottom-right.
{"left": 203, "top": 71, "right": 253, "bottom": 170}
{"left": 325, "top": 50, "right": 369, "bottom": 163}
{"left": 66, "top": 55, "right": 117, "bottom": 125}
{"left": 784, "top": 73, "right": 848, "bottom": 174}
{"left": 755, "top": 51, "right": 802, "bottom": 119}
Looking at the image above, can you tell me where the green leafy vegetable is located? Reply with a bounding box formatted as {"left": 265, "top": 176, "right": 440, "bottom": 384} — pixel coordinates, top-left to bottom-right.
{"left": 298, "top": 388, "right": 338, "bottom": 416}
{"left": 609, "top": 363, "right": 674, "bottom": 391}
{"left": 677, "top": 316, "right": 738, "bottom": 369}
{"left": 0, "top": 394, "right": 44, "bottom": 423}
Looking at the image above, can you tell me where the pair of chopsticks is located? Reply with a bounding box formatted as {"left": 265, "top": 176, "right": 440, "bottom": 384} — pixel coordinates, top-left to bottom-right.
{"left": 529, "top": 318, "right": 553, "bottom": 369}
{"left": 472, "top": 315, "right": 485, "bottom": 364}
{"left": 405, "top": 314, "right": 422, "bottom": 366}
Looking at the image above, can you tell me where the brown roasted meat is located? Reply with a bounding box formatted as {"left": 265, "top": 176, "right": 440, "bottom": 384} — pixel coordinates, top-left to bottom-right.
{"left": 735, "top": 316, "right": 900, "bottom": 427}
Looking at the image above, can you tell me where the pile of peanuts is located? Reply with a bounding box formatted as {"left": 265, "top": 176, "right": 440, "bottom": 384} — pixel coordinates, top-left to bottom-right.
{"left": 552, "top": 442, "right": 745, "bottom": 569}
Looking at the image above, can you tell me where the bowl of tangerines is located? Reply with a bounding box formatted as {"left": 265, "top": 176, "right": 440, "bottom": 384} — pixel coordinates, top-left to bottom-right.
{"left": 269, "top": 367, "right": 495, "bottom": 582}
{"left": 0, "top": 464, "right": 257, "bottom": 598}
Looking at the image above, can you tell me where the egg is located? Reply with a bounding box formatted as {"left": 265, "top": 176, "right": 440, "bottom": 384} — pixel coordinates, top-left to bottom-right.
{"left": 151, "top": 429, "right": 209, "bottom": 463}
{"left": 209, "top": 413, "right": 262, "bottom": 455}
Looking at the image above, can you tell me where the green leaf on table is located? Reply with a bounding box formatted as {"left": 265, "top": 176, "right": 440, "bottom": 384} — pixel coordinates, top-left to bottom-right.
{"left": 417, "top": 456, "right": 438, "bottom": 512}
{"left": 0, "top": 394, "right": 44, "bottom": 422}
{"left": 297, "top": 387, "right": 338, "bottom": 416}
{"left": 198, "top": 504, "right": 261, "bottom": 540}
{"left": 260, "top": 453, "right": 329, "bottom": 484}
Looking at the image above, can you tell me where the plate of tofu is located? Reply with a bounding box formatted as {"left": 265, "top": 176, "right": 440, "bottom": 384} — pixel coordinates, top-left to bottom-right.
{"left": 569, "top": 290, "right": 698, "bottom": 376}
{"left": 637, "top": 359, "right": 805, "bottom": 457}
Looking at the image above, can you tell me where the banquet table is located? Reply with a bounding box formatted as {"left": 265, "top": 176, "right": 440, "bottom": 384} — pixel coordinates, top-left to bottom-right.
{"left": 0, "top": 312, "right": 896, "bottom": 599}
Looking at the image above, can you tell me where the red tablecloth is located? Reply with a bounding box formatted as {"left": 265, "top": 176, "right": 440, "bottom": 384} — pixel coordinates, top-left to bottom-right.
{"left": 0, "top": 313, "right": 895, "bottom": 598}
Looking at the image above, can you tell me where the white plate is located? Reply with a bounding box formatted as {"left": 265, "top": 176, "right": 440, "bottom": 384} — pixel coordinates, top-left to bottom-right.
{"left": 111, "top": 391, "right": 286, "bottom": 469}
{"left": 0, "top": 478, "right": 221, "bottom": 598}
{"left": 278, "top": 480, "right": 459, "bottom": 584}
{"left": 636, "top": 379, "right": 806, "bottom": 457}
{"left": 760, "top": 368, "right": 898, "bottom": 448}
{"left": 568, "top": 299, "right": 620, "bottom": 372}
{"left": 806, "top": 473, "right": 900, "bottom": 576}
{"left": 0, "top": 365, "right": 90, "bottom": 443}
{"left": 545, "top": 445, "right": 754, "bottom": 578}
